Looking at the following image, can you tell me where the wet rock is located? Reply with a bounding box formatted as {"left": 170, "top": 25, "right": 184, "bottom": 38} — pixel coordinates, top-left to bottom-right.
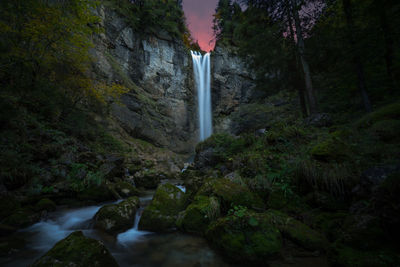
{"left": 206, "top": 210, "right": 282, "bottom": 263}
{"left": 0, "top": 236, "right": 25, "bottom": 256}
{"left": 32, "top": 231, "right": 119, "bottom": 267}
{"left": 305, "top": 113, "right": 332, "bottom": 127}
{"left": 177, "top": 195, "right": 220, "bottom": 235}
{"left": 94, "top": 196, "right": 140, "bottom": 234}
{"left": 197, "top": 178, "right": 265, "bottom": 212}
{"left": 139, "top": 183, "right": 186, "bottom": 232}
{"left": 76, "top": 184, "right": 116, "bottom": 203}
{"left": 265, "top": 210, "right": 327, "bottom": 252}
{"left": 34, "top": 198, "right": 56, "bottom": 212}
{"left": 113, "top": 180, "right": 140, "bottom": 198}
{"left": 1, "top": 207, "right": 40, "bottom": 229}
{"left": 133, "top": 169, "right": 162, "bottom": 189}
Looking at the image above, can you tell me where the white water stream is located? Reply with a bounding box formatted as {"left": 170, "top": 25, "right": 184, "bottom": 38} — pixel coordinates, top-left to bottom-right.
{"left": 191, "top": 51, "right": 212, "bottom": 141}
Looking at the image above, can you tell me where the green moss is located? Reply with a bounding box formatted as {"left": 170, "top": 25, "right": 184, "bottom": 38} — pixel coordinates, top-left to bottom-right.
{"left": 197, "top": 178, "right": 265, "bottom": 212}
{"left": 139, "top": 183, "right": 186, "bottom": 232}
{"left": 76, "top": 184, "right": 115, "bottom": 203}
{"left": 265, "top": 210, "right": 327, "bottom": 251}
{"left": 1, "top": 208, "right": 40, "bottom": 228}
{"left": 268, "top": 190, "right": 310, "bottom": 215}
{"left": 205, "top": 211, "right": 282, "bottom": 263}
{"left": 113, "top": 181, "right": 140, "bottom": 198}
{"left": 94, "top": 196, "right": 139, "bottom": 234}
{"left": 32, "top": 231, "right": 119, "bottom": 267}
{"left": 177, "top": 195, "right": 220, "bottom": 235}
{"left": 356, "top": 102, "right": 400, "bottom": 128}
{"left": 34, "top": 198, "right": 56, "bottom": 212}
{"left": 368, "top": 119, "right": 400, "bottom": 142}
{"left": 311, "top": 135, "right": 352, "bottom": 162}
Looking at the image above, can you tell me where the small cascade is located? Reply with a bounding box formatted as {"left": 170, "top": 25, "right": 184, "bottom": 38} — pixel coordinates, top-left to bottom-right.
{"left": 191, "top": 51, "right": 212, "bottom": 141}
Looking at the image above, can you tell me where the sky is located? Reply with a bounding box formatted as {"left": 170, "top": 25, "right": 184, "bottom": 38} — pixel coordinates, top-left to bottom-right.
{"left": 183, "top": 0, "right": 218, "bottom": 52}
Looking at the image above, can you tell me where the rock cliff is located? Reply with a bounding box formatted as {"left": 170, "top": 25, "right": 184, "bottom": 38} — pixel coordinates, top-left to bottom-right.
{"left": 92, "top": 6, "right": 197, "bottom": 154}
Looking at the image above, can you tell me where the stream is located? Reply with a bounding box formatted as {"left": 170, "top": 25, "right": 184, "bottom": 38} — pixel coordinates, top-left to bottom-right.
{"left": 0, "top": 183, "right": 230, "bottom": 267}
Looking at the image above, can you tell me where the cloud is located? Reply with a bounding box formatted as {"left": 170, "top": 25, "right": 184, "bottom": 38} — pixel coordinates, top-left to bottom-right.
{"left": 183, "top": 0, "right": 218, "bottom": 51}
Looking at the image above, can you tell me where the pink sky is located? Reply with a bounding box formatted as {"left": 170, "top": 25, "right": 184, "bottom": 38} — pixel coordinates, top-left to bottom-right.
{"left": 183, "top": 0, "right": 218, "bottom": 52}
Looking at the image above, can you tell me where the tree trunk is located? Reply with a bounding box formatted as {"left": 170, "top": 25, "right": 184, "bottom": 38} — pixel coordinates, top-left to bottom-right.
{"left": 287, "top": 2, "right": 308, "bottom": 117}
{"left": 377, "top": 2, "right": 398, "bottom": 91}
{"left": 291, "top": 0, "right": 318, "bottom": 115}
{"left": 342, "top": 0, "right": 373, "bottom": 112}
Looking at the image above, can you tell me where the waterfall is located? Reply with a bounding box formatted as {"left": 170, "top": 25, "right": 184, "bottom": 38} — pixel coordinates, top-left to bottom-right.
{"left": 191, "top": 51, "right": 212, "bottom": 141}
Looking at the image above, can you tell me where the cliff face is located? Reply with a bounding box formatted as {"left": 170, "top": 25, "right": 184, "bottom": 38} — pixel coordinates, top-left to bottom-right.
{"left": 92, "top": 6, "right": 197, "bottom": 154}
{"left": 91, "top": 6, "right": 255, "bottom": 154}
{"left": 211, "top": 45, "right": 256, "bottom": 133}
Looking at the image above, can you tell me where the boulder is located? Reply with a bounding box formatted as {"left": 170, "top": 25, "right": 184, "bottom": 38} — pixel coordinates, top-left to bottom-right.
{"left": 32, "top": 231, "right": 119, "bottom": 267}
{"left": 197, "top": 178, "right": 265, "bottom": 212}
{"left": 177, "top": 195, "right": 220, "bottom": 235}
{"left": 265, "top": 210, "right": 327, "bottom": 251}
{"left": 113, "top": 180, "right": 140, "bottom": 198}
{"left": 94, "top": 196, "right": 140, "bottom": 234}
{"left": 133, "top": 169, "right": 161, "bottom": 189}
{"left": 34, "top": 198, "right": 56, "bottom": 212}
{"left": 139, "top": 183, "right": 186, "bottom": 232}
{"left": 205, "top": 210, "right": 282, "bottom": 264}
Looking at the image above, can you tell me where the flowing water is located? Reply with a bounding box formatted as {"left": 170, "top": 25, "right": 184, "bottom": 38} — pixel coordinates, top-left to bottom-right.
{"left": 0, "top": 185, "right": 230, "bottom": 267}
{"left": 191, "top": 51, "right": 212, "bottom": 141}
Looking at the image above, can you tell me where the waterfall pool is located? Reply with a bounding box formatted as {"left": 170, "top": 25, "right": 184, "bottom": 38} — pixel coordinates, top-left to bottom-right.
{"left": 0, "top": 186, "right": 230, "bottom": 267}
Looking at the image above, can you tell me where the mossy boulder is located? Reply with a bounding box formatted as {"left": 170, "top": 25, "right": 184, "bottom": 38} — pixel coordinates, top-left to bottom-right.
{"left": 32, "top": 231, "right": 119, "bottom": 267}
{"left": 1, "top": 207, "right": 40, "bottom": 228}
{"left": 34, "top": 198, "right": 56, "bottom": 212}
{"left": 133, "top": 169, "right": 161, "bottom": 189}
{"left": 265, "top": 210, "right": 327, "bottom": 251}
{"left": 369, "top": 119, "right": 400, "bottom": 142}
{"left": 356, "top": 102, "right": 400, "bottom": 128}
{"left": 176, "top": 195, "right": 220, "bottom": 235}
{"left": 268, "top": 190, "right": 310, "bottom": 215}
{"left": 139, "top": 183, "right": 186, "bottom": 232}
{"left": 113, "top": 180, "right": 140, "bottom": 198}
{"left": 94, "top": 196, "right": 140, "bottom": 234}
{"left": 76, "top": 184, "right": 115, "bottom": 203}
{"left": 312, "top": 212, "right": 347, "bottom": 241}
{"left": 205, "top": 210, "right": 282, "bottom": 263}
{"left": 197, "top": 178, "right": 265, "bottom": 212}
{"left": 311, "top": 135, "right": 352, "bottom": 162}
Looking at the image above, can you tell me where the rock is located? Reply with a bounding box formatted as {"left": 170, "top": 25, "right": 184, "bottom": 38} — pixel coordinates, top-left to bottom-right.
{"left": 352, "top": 165, "right": 400, "bottom": 199}
{"left": 268, "top": 190, "right": 310, "bottom": 215}
{"left": 93, "top": 7, "right": 197, "bottom": 154}
{"left": 197, "top": 178, "right": 265, "bottom": 212}
{"left": 34, "top": 198, "right": 56, "bottom": 212}
{"left": 76, "top": 184, "right": 116, "bottom": 203}
{"left": 205, "top": 210, "right": 282, "bottom": 264}
{"left": 113, "top": 180, "right": 140, "bottom": 198}
{"left": 177, "top": 195, "right": 220, "bottom": 235}
{"left": 229, "top": 104, "right": 273, "bottom": 135}
{"left": 1, "top": 207, "right": 40, "bottom": 229}
{"left": 32, "top": 231, "right": 119, "bottom": 267}
{"left": 139, "top": 183, "right": 186, "bottom": 232}
{"left": 133, "top": 169, "right": 161, "bottom": 189}
{"left": 310, "top": 134, "right": 351, "bottom": 162}
{"left": 265, "top": 210, "right": 327, "bottom": 252}
{"left": 94, "top": 196, "right": 140, "bottom": 234}
{"left": 305, "top": 113, "right": 332, "bottom": 127}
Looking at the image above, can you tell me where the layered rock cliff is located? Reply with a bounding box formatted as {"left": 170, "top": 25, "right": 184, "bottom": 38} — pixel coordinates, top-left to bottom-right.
{"left": 92, "top": 6, "right": 197, "bottom": 154}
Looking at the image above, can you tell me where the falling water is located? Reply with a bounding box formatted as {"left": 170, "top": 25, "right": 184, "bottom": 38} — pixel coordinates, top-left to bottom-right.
{"left": 191, "top": 51, "right": 212, "bottom": 141}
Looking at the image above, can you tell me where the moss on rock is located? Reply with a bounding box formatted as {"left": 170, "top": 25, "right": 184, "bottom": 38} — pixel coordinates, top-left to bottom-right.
{"left": 265, "top": 210, "right": 327, "bottom": 251}
{"left": 32, "top": 231, "right": 119, "bottom": 267}
{"left": 311, "top": 134, "right": 352, "bottom": 162}
{"left": 0, "top": 196, "right": 21, "bottom": 220}
{"left": 139, "top": 183, "right": 186, "bottom": 232}
{"left": 197, "top": 178, "right": 265, "bottom": 212}
{"left": 34, "top": 198, "right": 56, "bottom": 212}
{"left": 94, "top": 196, "right": 140, "bottom": 234}
{"left": 76, "top": 184, "right": 115, "bottom": 203}
{"left": 113, "top": 180, "right": 140, "bottom": 198}
{"left": 1, "top": 207, "right": 40, "bottom": 228}
{"left": 133, "top": 169, "right": 161, "bottom": 189}
{"left": 177, "top": 195, "right": 220, "bottom": 235}
{"left": 205, "top": 210, "right": 282, "bottom": 264}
